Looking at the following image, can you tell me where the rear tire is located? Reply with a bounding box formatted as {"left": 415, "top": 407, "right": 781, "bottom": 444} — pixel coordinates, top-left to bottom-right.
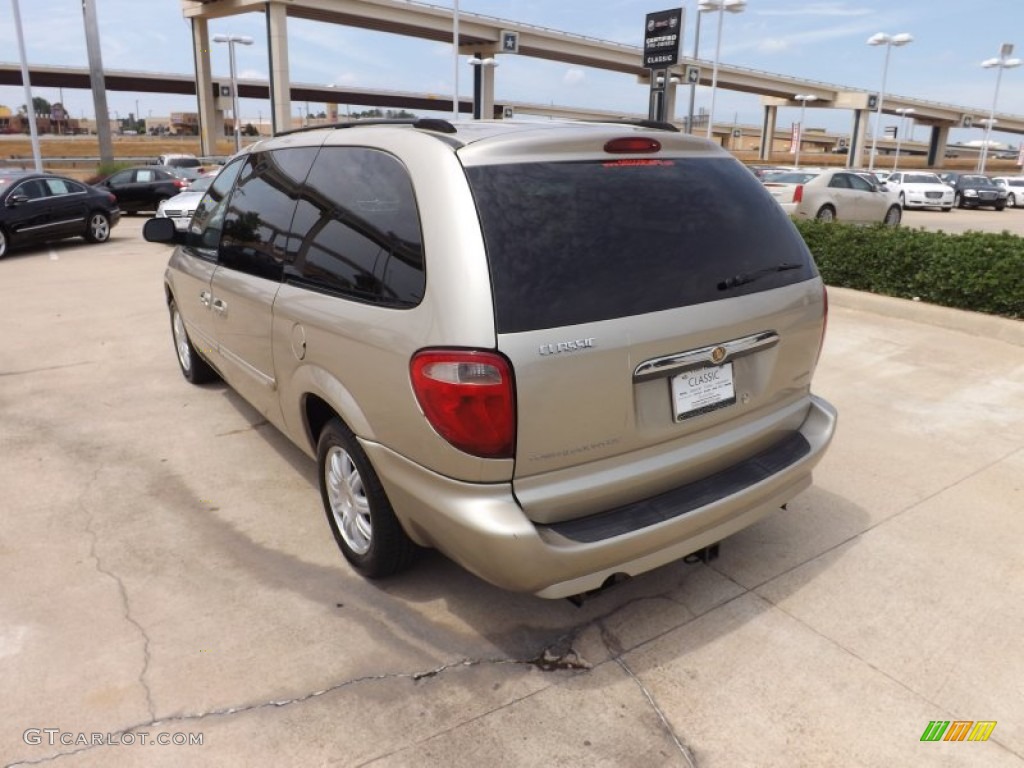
{"left": 884, "top": 205, "right": 902, "bottom": 227}
{"left": 942, "top": 206, "right": 952, "bottom": 212}
{"left": 317, "top": 418, "right": 417, "bottom": 578}
{"left": 954, "top": 192, "right": 962, "bottom": 208}
{"left": 84, "top": 212, "right": 111, "bottom": 243}
{"left": 995, "top": 202, "right": 1006, "bottom": 211}
{"left": 815, "top": 205, "right": 836, "bottom": 222}
{"left": 169, "top": 298, "right": 217, "bottom": 384}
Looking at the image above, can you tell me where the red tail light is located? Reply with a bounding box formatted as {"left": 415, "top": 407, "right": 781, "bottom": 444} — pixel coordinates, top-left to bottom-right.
{"left": 410, "top": 350, "right": 516, "bottom": 459}
{"left": 174, "top": 179, "right": 188, "bottom": 189}
{"left": 106, "top": 193, "right": 116, "bottom": 204}
{"left": 793, "top": 184, "right": 804, "bottom": 203}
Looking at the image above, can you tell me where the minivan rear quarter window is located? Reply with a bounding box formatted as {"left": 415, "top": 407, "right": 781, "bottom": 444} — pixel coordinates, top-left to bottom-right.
{"left": 466, "top": 157, "right": 816, "bottom": 333}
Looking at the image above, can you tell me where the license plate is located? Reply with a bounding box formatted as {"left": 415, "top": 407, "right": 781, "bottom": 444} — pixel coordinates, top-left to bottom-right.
{"left": 671, "top": 364, "right": 736, "bottom": 421}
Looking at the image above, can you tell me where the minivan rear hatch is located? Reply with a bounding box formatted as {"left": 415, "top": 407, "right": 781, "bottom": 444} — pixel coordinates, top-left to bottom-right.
{"left": 463, "top": 139, "right": 824, "bottom": 523}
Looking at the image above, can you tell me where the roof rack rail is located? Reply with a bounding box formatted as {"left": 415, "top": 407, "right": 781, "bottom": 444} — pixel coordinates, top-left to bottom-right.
{"left": 580, "top": 118, "right": 681, "bottom": 133}
{"left": 273, "top": 118, "right": 457, "bottom": 138}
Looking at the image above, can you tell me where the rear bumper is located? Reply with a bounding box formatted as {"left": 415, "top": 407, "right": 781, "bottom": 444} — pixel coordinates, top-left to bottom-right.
{"left": 364, "top": 395, "right": 837, "bottom": 598}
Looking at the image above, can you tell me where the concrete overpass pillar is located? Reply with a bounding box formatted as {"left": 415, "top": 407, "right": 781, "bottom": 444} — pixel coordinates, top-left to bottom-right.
{"left": 848, "top": 109, "right": 871, "bottom": 169}
{"left": 928, "top": 124, "right": 951, "bottom": 168}
{"left": 760, "top": 105, "right": 777, "bottom": 161}
{"left": 266, "top": 1, "right": 292, "bottom": 134}
{"left": 663, "top": 80, "right": 678, "bottom": 124}
{"left": 191, "top": 17, "right": 217, "bottom": 157}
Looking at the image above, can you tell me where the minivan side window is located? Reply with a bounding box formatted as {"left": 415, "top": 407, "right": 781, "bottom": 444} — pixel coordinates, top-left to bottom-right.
{"left": 188, "top": 157, "right": 247, "bottom": 255}
{"left": 217, "top": 148, "right": 318, "bottom": 281}
{"left": 286, "top": 147, "right": 425, "bottom": 308}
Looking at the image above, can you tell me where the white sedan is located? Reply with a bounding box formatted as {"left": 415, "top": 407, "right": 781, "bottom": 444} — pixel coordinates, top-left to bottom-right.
{"left": 885, "top": 171, "right": 954, "bottom": 211}
{"left": 991, "top": 176, "right": 1024, "bottom": 207}
{"left": 155, "top": 174, "right": 215, "bottom": 231}
{"left": 763, "top": 169, "right": 902, "bottom": 226}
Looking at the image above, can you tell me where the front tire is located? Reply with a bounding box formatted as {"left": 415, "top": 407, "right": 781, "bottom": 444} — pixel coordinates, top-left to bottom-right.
{"left": 884, "top": 205, "right": 902, "bottom": 227}
{"left": 169, "top": 298, "right": 217, "bottom": 384}
{"left": 1008, "top": 192, "right": 1017, "bottom": 207}
{"left": 899, "top": 193, "right": 907, "bottom": 210}
{"left": 0, "top": 227, "right": 8, "bottom": 259}
{"left": 995, "top": 202, "right": 1006, "bottom": 211}
{"left": 317, "top": 418, "right": 416, "bottom": 578}
{"left": 85, "top": 212, "right": 111, "bottom": 243}
{"left": 954, "top": 192, "right": 963, "bottom": 208}
{"left": 815, "top": 205, "right": 836, "bottom": 222}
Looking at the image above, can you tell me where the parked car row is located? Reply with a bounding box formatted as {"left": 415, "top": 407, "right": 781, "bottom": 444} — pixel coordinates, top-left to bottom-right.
{"left": 760, "top": 165, "right": 1024, "bottom": 220}
{"left": 0, "top": 161, "right": 215, "bottom": 259}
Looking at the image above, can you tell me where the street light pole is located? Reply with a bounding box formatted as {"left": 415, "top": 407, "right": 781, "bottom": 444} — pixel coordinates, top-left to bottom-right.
{"left": 213, "top": 33, "right": 254, "bottom": 153}
{"left": 979, "top": 43, "right": 1021, "bottom": 173}
{"left": 452, "top": 0, "right": 460, "bottom": 120}
{"left": 687, "top": 3, "right": 705, "bottom": 135}
{"left": 699, "top": 0, "right": 747, "bottom": 142}
{"left": 893, "top": 107, "right": 914, "bottom": 169}
{"left": 793, "top": 94, "right": 817, "bottom": 169}
{"left": 867, "top": 32, "right": 913, "bottom": 172}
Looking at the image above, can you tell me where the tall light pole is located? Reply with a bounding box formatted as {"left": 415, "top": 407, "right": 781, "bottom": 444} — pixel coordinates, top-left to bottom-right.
{"left": 452, "top": 0, "right": 460, "bottom": 120}
{"left": 686, "top": 2, "right": 707, "bottom": 134}
{"left": 11, "top": 0, "right": 41, "bottom": 171}
{"left": 892, "top": 107, "right": 914, "bottom": 169}
{"left": 793, "top": 94, "right": 817, "bottom": 169}
{"left": 213, "top": 33, "right": 253, "bottom": 153}
{"left": 81, "top": 0, "right": 113, "bottom": 164}
{"left": 866, "top": 32, "right": 913, "bottom": 171}
{"left": 699, "top": 0, "right": 747, "bottom": 141}
{"left": 979, "top": 43, "right": 1021, "bottom": 173}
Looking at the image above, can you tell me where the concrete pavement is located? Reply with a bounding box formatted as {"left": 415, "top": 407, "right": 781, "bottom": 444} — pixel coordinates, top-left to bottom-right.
{"left": 1, "top": 217, "right": 1022, "bottom": 767}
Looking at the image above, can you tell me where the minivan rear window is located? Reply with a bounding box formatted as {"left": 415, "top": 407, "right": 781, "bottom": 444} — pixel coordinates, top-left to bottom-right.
{"left": 466, "top": 158, "right": 817, "bottom": 333}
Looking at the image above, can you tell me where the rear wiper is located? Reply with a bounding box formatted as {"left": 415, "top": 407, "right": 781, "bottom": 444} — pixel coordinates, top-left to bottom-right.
{"left": 717, "top": 263, "right": 801, "bottom": 290}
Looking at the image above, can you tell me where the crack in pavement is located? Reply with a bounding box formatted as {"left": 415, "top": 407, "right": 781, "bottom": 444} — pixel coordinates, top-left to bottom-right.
{"left": 596, "top": 618, "right": 698, "bottom": 767}
{"left": 5, "top": 652, "right": 588, "bottom": 767}
{"left": 8, "top": 562, "right": 721, "bottom": 767}
{"left": 0, "top": 361, "right": 94, "bottom": 378}
{"left": 613, "top": 656, "right": 698, "bottom": 768}
{"left": 79, "top": 467, "right": 157, "bottom": 723}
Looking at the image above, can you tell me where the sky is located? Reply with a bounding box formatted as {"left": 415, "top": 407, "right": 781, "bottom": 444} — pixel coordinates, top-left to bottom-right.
{"left": 2, "top": 0, "right": 1024, "bottom": 147}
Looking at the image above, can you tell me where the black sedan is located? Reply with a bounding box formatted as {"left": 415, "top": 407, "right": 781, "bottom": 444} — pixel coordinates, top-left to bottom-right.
{"left": 0, "top": 171, "right": 121, "bottom": 259}
{"left": 946, "top": 173, "right": 1008, "bottom": 210}
{"left": 94, "top": 165, "right": 190, "bottom": 214}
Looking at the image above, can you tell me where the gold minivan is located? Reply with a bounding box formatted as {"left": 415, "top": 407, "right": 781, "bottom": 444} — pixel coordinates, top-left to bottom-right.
{"left": 145, "top": 119, "right": 836, "bottom": 599}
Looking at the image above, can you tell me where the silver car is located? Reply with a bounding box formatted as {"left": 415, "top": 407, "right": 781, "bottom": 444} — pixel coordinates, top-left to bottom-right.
{"left": 764, "top": 168, "right": 903, "bottom": 226}
{"left": 155, "top": 174, "right": 215, "bottom": 231}
{"left": 144, "top": 119, "right": 836, "bottom": 598}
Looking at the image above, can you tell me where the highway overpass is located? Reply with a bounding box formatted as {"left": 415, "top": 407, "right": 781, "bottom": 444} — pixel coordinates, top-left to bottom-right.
{"left": 4, "top": 0, "right": 1022, "bottom": 166}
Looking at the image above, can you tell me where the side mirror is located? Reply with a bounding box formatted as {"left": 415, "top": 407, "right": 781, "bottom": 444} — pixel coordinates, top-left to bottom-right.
{"left": 7, "top": 194, "right": 29, "bottom": 206}
{"left": 143, "top": 217, "right": 185, "bottom": 244}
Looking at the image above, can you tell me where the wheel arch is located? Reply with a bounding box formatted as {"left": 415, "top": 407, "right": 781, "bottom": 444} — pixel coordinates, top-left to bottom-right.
{"left": 290, "top": 368, "right": 376, "bottom": 457}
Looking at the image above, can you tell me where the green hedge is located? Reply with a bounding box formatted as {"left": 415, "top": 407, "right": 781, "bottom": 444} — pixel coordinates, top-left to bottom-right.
{"left": 793, "top": 220, "right": 1024, "bottom": 320}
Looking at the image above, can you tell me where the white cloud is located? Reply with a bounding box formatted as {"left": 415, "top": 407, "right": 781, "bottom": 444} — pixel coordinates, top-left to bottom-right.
{"left": 563, "top": 68, "right": 585, "bottom": 86}
{"left": 756, "top": 3, "right": 873, "bottom": 17}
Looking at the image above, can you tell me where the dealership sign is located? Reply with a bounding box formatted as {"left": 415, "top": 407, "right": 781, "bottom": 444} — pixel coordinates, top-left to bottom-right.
{"left": 643, "top": 8, "right": 683, "bottom": 68}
